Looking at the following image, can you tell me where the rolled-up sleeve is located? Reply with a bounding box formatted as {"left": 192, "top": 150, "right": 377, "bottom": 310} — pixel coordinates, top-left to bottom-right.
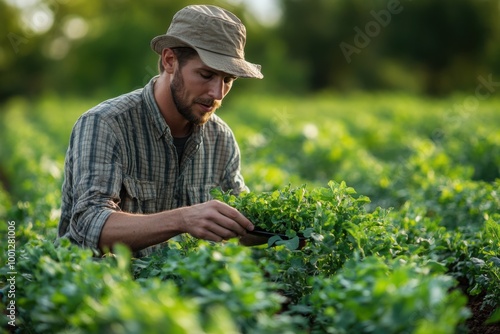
{"left": 59, "top": 113, "right": 123, "bottom": 250}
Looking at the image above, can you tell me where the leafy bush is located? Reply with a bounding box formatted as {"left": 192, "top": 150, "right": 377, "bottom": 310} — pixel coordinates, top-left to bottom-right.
{"left": 1, "top": 93, "right": 499, "bottom": 333}
{"left": 301, "top": 255, "right": 469, "bottom": 334}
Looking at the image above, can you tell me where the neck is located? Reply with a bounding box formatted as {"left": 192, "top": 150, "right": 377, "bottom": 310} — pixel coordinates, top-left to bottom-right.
{"left": 153, "top": 74, "right": 192, "bottom": 137}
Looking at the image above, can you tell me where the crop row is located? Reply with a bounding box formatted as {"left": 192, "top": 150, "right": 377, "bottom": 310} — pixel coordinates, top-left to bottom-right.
{"left": 1, "top": 94, "right": 499, "bottom": 333}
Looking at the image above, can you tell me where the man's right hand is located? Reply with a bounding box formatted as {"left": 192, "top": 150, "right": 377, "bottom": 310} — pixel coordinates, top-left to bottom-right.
{"left": 178, "top": 200, "right": 254, "bottom": 242}
{"left": 99, "top": 200, "right": 254, "bottom": 253}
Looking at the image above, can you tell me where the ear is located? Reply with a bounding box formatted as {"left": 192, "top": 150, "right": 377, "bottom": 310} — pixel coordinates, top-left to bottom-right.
{"left": 161, "top": 48, "right": 176, "bottom": 75}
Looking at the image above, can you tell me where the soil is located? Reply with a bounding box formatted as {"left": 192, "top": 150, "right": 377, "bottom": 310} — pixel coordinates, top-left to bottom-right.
{"left": 458, "top": 278, "right": 500, "bottom": 334}
{"left": 466, "top": 292, "right": 499, "bottom": 334}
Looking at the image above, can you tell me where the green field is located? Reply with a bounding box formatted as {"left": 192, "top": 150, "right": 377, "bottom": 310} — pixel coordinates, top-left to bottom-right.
{"left": 1, "top": 92, "right": 499, "bottom": 333}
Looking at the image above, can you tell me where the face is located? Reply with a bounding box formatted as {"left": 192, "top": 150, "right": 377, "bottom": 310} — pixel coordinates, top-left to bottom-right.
{"left": 170, "top": 55, "right": 236, "bottom": 126}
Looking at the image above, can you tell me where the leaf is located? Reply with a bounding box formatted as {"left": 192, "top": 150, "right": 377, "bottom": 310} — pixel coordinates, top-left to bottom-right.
{"left": 303, "top": 228, "right": 314, "bottom": 238}
{"left": 277, "top": 236, "right": 300, "bottom": 250}
{"left": 356, "top": 196, "right": 371, "bottom": 204}
{"left": 490, "top": 257, "right": 500, "bottom": 267}
{"left": 310, "top": 233, "right": 324, "bottom": 242}
{"left": 486, "top": 307, "right": 500, "bottom": 324}
{"left": 268, "top": 235, "right": 282, "bottom": 247}
{"left": 113, "top": 243, "right": 132, "bottom": 273}
{"left": 288, "top": 304, "right": 313, "bottom": 314}
{"left": 470, "top": 257, "right": 485, "bottom": 267}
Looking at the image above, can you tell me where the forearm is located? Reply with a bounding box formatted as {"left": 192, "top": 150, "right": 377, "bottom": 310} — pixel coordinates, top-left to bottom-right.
{"left": 98, "top": 210, "right": 184, "bottom": 253}
{"left": 98, "top": 200, "right": 255, "bottom": 254}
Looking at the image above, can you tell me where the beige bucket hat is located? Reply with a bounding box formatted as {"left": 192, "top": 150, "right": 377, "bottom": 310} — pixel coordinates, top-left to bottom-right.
{"left": 151, "top": 5, "right": 263, "bottom": 79}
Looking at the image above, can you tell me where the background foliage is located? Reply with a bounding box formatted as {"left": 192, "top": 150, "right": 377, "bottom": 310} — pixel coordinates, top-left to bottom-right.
{"left": 1, "top": 0, "right": 500, "bottom": 100}
{"left": 1, "top": 0, "right": 500, "bottom": 333}
{"left": 0, "top": 91, "right": 499, "bottom": 333}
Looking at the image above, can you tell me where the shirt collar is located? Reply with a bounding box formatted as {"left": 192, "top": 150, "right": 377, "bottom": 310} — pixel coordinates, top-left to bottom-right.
{"left": 142, "top": 76, "right": 204, "bottom": 142}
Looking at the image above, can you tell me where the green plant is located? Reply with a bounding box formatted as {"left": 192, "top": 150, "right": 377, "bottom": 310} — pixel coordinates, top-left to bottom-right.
{"left": 299, "top": 255, "right": 469, "bottom": 334}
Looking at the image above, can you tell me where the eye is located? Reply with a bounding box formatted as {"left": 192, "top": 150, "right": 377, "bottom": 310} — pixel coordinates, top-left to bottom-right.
{"left": 224, "top": 76, "right": 237, "bottom": 84}
{"left": 199, "top": 71, "right": 213, "bottom": 80}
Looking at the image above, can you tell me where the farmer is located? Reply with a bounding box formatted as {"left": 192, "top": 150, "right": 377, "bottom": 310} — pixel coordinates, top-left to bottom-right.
{"left": 57, "top": 5, "right": 263, "bottom": 257}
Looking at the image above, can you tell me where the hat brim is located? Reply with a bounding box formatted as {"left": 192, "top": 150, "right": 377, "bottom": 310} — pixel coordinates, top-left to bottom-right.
{"left": 151, "top": 35, "right": 263, "bottom": 79}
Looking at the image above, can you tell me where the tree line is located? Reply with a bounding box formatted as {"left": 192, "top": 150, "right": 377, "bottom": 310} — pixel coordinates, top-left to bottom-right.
{"left": 1, "top": 0, "right": 499, "bottom": 101}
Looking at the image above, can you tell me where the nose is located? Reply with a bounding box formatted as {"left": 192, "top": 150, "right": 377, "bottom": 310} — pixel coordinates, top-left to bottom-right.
{"left": 208, "top": 77, "right": 225, "bottom": 101}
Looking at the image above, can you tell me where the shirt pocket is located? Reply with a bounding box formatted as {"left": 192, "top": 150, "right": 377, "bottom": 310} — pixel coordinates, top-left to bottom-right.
{"left": 187, "top": 184, "right": 217, "bottom": 205}
{"left": 121, "top": 176, "right": 157, "bottom": 213}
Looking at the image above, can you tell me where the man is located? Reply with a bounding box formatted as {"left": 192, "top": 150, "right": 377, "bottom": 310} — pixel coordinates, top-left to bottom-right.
{"left": 57, "top": 5, "right": 263, "bottom": 257}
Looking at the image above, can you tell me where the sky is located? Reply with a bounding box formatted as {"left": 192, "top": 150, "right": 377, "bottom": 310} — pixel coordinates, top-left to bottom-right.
{"left": 227, "top": 0, "right": 282, "bottom": 26}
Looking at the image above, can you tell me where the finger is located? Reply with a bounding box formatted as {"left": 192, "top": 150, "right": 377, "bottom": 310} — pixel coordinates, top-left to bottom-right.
{"left": 210, "top": 212, "right": 248, "bottom": 237}
{"left": 213, "top": 201, "right": 254, "bottom": 231}
{"left": 197, "top": 229, "right": 225, "bottom": 242}
{"left": 191, "top": 220, "right": 238, "bottom": 241}
{"left": 207, "top": 223, "right": 239, "bottom": 240}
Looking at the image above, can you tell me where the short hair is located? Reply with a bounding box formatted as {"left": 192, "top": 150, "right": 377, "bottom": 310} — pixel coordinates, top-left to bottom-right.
{"left": 158, "top": 47, "right": 198, "bottom": 73}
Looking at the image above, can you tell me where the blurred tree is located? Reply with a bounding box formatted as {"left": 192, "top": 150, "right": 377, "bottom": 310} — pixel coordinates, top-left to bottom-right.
{"left": 1, "top": 0, "right": 499, "bottom": 100}
{"left": 275, "top": 0, "right": 499, "bottom": 95}
{"left": 384, "top": 0, "right": 493, "bottom": 95}
{"left": 1, "top": 0, "right": 49, "bottom": 100}
{"left": 274, "top": 0, "right": 355, "bottom": 91}
{"left": 0, "top": 0, "right": 257, "bottom": 101}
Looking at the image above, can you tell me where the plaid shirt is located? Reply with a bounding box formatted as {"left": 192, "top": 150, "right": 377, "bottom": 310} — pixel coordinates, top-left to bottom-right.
{"left": 58, "top": 77, "right": 247, "bottom": 257}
